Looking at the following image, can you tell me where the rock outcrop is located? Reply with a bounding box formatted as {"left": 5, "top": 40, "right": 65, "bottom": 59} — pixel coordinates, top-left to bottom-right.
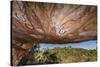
{"left": 11, "top": 1, "right": 97, "bottom": 66}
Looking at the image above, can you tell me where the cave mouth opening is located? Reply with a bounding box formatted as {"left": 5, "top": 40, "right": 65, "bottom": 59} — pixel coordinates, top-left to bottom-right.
{"left": 18, "top": 40, "right": 97, "bottom": 66}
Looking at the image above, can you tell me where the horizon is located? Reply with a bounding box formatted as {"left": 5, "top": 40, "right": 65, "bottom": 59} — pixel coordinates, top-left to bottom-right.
{"left": 40, "top": 40, "right": 97, "bottom": 50}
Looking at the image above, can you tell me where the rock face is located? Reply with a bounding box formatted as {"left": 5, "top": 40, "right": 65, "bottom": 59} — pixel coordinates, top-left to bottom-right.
{"left": 11, "top": 1, "right": 97, "bottom": 66}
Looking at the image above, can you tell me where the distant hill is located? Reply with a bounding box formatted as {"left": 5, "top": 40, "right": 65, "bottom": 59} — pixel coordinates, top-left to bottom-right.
{"left": 18, "top": 46, "right": 97, "bottom": 65}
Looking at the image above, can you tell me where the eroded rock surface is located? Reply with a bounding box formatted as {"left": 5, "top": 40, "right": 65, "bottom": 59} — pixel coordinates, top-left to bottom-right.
{"left": 11, "top": 1, "right": 97, "bottom": 66}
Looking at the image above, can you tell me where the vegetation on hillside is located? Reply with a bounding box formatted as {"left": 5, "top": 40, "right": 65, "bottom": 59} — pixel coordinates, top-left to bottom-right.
{"left": 18, "top": 46, "right": 97, "bottom": 66}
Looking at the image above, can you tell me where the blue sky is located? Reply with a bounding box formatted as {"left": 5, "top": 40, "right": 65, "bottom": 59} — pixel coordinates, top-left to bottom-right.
{"left": 40, "top": 40, "right": 97, "bottom": 50}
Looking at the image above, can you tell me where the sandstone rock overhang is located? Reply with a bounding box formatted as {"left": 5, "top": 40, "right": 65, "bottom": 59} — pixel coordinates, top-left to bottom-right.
{"left": 11, "top": 1, "right": 97, "bottom": 66}
{"left": 12, "top": 1, "right": 97, "bottom": 44}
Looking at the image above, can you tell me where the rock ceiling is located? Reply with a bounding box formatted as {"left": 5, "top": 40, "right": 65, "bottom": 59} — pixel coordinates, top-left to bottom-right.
{"left": 12, "top": 1, "right": 97, "bottom": 44}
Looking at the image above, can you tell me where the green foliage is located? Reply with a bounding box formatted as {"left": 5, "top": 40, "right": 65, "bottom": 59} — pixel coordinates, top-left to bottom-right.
{"left": 18, "top": 46, "right": 97, "bottom": 65}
